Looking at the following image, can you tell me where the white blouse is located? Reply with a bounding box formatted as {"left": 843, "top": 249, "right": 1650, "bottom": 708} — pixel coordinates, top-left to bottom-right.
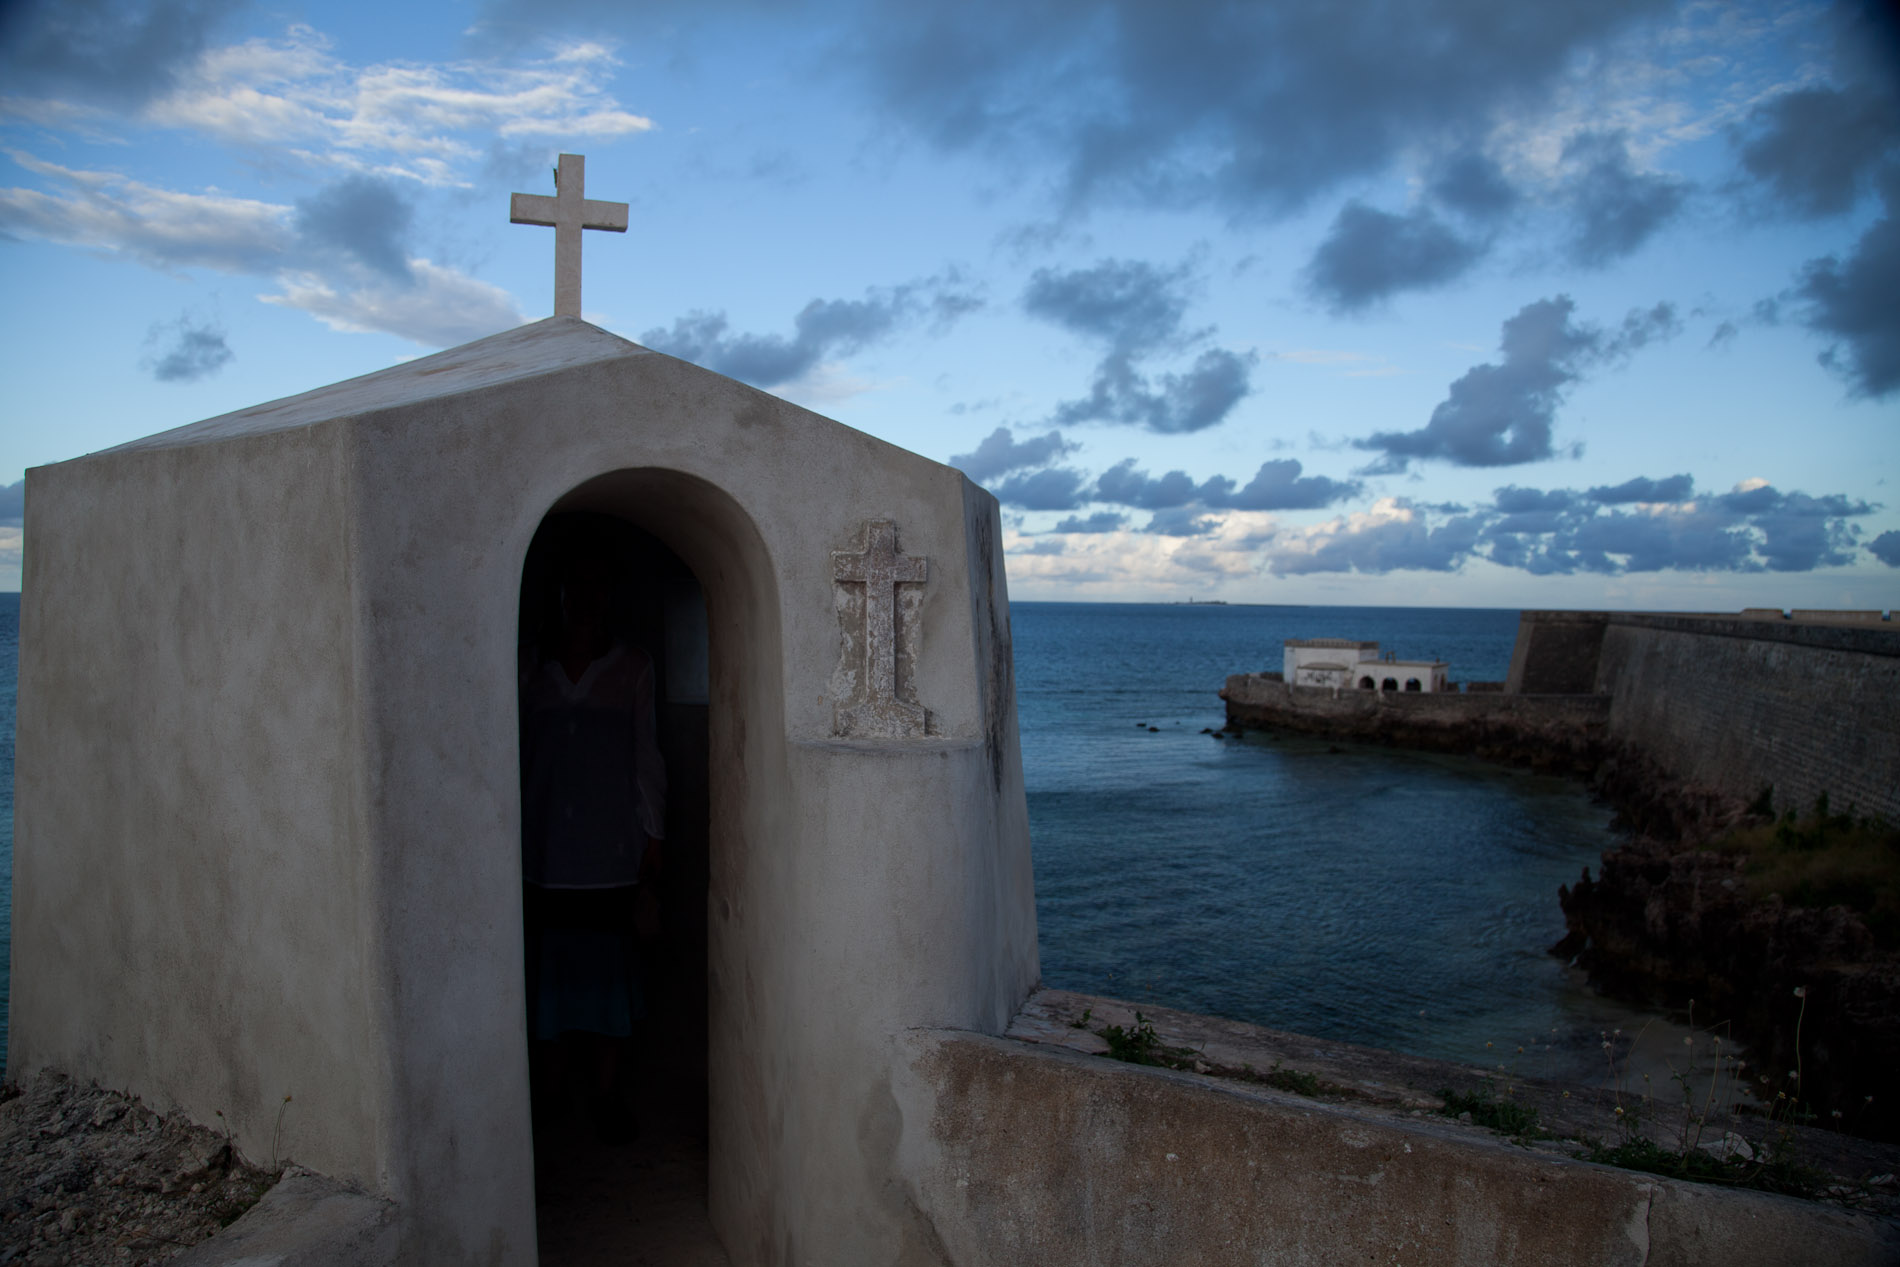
{"left": 520, "top": 642, "right": 667, "bottom": 889}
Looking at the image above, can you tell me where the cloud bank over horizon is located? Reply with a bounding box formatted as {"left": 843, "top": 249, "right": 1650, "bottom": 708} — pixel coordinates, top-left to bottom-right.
{"left": 0, "top": 0, "right": 1894, "bottom": 604}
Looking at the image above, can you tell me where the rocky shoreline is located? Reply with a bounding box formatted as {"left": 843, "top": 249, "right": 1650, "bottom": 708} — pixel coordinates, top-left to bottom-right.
{"left": 1556, "top": 835, "right": 1900, "bottom": 1144}
{"left": 0, "top": 1072, "right": 279, "bottom": 1265}
{"left": 1223, "top": 687, "right": 1900, "bottom": 1144}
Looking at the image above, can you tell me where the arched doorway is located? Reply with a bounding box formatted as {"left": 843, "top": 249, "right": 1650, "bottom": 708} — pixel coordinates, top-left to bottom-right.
{"left": 1381, "top": 677, "right": 1398, "bottom": 691}
{"left": 518, "top": 507, "right": 721, "bottom": 1263}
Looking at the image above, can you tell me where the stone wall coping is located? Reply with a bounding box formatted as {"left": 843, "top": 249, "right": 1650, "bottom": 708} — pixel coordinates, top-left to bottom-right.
{"left": 1605, "top": 611, "right": 1900, "bottom": 658}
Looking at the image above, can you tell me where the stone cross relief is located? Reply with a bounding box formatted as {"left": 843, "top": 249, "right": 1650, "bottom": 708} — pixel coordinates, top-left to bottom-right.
{"left": 830, "top": 520, "right": 932, "bottom": 739}
{"left": 509, "top": 153, "right": 629, "bottom": 318}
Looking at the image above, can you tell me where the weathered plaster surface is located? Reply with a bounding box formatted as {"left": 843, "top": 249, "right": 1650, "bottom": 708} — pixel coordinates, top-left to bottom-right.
{"left": 895, "top": 1031, "right": 1900, "bottom": 1267}
{"left": 13, "top": 424, "right": 386, "bottom": 1186}
{"left": 13, "top": 317, "right": 1039, "bottom": 1265}
{"left": 171, "top": 1173, "right": 397, "bottom": 1267}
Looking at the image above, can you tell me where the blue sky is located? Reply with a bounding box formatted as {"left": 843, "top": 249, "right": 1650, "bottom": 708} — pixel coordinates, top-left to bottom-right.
{"left": 1, "top": 0, "right": 1896, "bottom": 607}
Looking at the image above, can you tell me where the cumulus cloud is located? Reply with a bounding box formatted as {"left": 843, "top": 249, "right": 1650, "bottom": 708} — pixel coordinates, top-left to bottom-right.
{"left": 831, "top": 0, "right": 1667, "bottom": 218}
{"left": 142, "top": 313, "right": 233, "bottom": 382}
{"left": 1093, "top": 460, "right": 1208, "bottom": 509}
{"left": 1786, "top": 171, "right": 1900, "bottom": 399}
{"left": 1048, "top": 348, "right": 1256, "bottom": 434}
{"left": 262, "top": 260, "right": 523, "bottom": 347}
{"left": 1001, "top": 510, "right": 1273, "bottom": 592}
{"left": 1262, "top": 499, "right": 1487, "bottom": 576}
{"left": 1479, "top": 477, "right": 1876, "bottom": 575}
{"left": 1006, "top": 474, "right": 1881, "bottom": 589}
{"left": 1551, "top": 507, "right": 1756, "bottom": 573}
{"left": 0, "top": 18, "right": 653, "bottom": 187}
{"left": 0, "top": 480, "right": 23, "bottom": 524}
{"left": 1215, "top": 458, "right": 1362, "bottom": 511}
{"left": 1493, "top": 486, "right": 1575, "bottom": 515}
{"left": 1051, "top": 510, "right": 1126, "bottom": 533}
{"left": 1103, "top": 457, "right": 1358, "bottom": 512}
{"left": 1587, "top": 473, "right": 1694, "bottom": 504}
{"left": 0, "top": 152, "right": 291, "bottom": 273}
{"left": 988, "top": 453, "right": 1360, "bottom": 524}
{"left": 1141, "top": 507, "right": 1219, "bottom": 537}
{"left": 1354, "top": 295, "right": 1680, "bottom": 471}
{"left": 142, "top": 28, "right": 651, "bottom": 185}
{"left": 1560, "top": 131, "right": 1689, "bottom": 267}
{"left": 0, "top": 0, "right": 242, "bottom": 111}
{"left": 1305, "top": 203, "right": 1486, "bottom": 312}
{"left": 296, "top": 175, "right": 414, "bottom": 282}
{"left": 1241, "top": 475, "right": 1881, "bottom": 579}
{"left": 1737, "top": 86, "right": 1898, "bottom": 219}
{"left": 1023, "top": 257, "right": 1197, "bottom": 350}
{"left": 640, "top": 273, "right": 980, "bottom": 389}
{"left": 0, "top": 153, "right": 526, "bottom": 346}
{"left": 1023, "top": 257, "right": 1255, "bottom": 433}
{"left": 1733, "top": 3, "right": 1900, "bottom": 221}
{"left": 948, "top": 426, "right": 1078, "bottom": 482}
{"left": 989, "top": 466, "right": 1090, "bottom": 511}
{"left": 1428, "top": 150, "right": 1520, "bottom": 222}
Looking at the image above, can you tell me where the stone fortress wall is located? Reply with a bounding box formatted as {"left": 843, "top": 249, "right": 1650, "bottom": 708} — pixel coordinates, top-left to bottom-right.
{"left": 1586, "top": 611, "right": 1900, "bottom": 824}
{"left": 1227, "top": 608, "right": 1899, "bottom": 825}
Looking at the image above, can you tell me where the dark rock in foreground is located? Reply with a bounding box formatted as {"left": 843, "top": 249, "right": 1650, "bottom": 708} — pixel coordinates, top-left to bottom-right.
{"left": 1559, "top": 838, "right": 1900, "bottom": 1143}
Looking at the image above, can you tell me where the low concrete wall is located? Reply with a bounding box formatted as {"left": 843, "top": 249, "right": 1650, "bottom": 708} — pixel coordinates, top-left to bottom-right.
{"left": 1597, "top": 615, "right": 1900, "bottom": 823}
{"left": 898, "top": 1031, "right": 1900, "bottom": 1267}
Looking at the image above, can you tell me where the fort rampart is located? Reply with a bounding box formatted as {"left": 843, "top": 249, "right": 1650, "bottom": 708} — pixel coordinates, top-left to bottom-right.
{"left": 1591, "top": 613, "right": 1900, "bottom": 824}
{"left": 1226, "top": 610, "right": 1899, "bottom": 825}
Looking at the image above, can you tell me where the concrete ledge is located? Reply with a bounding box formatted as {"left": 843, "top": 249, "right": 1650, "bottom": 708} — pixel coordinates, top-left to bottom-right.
{"left": 903, "top": 1030, "right": 1900, "bottom": 1267}
{"left": 170, "top": 1173, "right": 397, "bottom": 1267}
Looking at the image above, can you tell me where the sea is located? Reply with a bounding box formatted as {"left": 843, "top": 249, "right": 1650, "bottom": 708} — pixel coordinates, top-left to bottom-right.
{"left": 1012, "top": 601, "right": 1680, "bottom": 1084}
{"left": 0, "top": 597, "right": 1672, "bottom": 1081}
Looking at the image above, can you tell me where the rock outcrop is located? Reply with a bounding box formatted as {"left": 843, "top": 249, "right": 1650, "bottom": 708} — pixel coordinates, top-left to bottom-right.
{"left": 1558, "top": 838, "right": 1900, "bottom": 1143}
{"left": 1224, "top": 676, "right": 1900, "bottom": 1143}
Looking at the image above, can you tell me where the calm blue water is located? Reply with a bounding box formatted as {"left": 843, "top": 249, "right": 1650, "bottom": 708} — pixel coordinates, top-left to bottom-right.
{"left": 1014, "top": 602, "right": 1656, "bottom": 1081}
{"left": 0, "top": 599, "right": 1651, "bottom": 1079}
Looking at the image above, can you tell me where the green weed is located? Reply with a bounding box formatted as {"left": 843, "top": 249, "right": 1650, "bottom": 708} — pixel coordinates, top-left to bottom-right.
{"left": 1438, "top": 1087, "right": 1543, "bottom": 1139}
{"left": 1096, "top": 1012, "right": 1198, "bottom": 1070}
{"left": 1714, "top": 795, "right": 1900, "bottom": 945}
{"left": 1262, "top": 1063, "right": 1321, "bottom": 1097}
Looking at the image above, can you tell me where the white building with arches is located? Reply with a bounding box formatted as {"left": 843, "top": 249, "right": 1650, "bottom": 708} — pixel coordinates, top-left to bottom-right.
{"left": 1284, "top": 638, "right": 1450, "bottom": 693}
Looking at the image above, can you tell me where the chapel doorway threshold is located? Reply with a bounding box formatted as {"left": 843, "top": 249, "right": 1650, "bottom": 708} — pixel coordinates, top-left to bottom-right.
{"left": 530, "top": 1031, "right": 726, "bottom": 1266}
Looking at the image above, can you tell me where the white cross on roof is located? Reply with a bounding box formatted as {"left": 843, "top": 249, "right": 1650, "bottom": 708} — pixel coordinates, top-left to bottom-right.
{"left": 509, "top": 153, "right": 629, "bottom": 318}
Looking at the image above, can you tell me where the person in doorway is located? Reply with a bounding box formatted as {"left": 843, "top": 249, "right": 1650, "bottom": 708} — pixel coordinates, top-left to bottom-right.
{"left": 520, "top": 540, "right": 666, "bottom": 1144}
